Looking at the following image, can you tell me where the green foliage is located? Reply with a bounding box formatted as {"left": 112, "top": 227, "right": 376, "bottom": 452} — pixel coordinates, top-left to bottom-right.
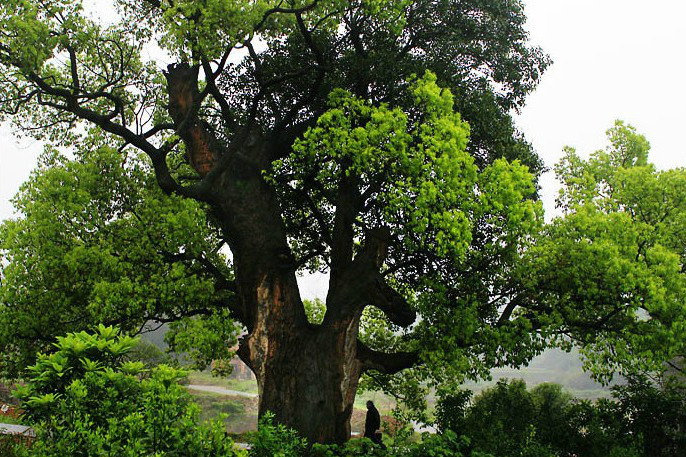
{"left": 126, "top": 338, "right": 172, "bottom": 369}
{"left": 461, "top": 380, "right": 539, "bottom": 457}
{"left": 278, "top": 72, "right": 539, "bottom": 261}
{"left": 434, "top": 389, "right": 472, "bottom": 434}
{"left": 282, "top": 72, "right": 542, "bottom": 413}
{"left": 248, "top": 412, "right": 308, "bottom": 457}
{"left": 13, "top": 326, "right": 242, "bottom": 457}
{"left": 303, "top": 299, "right": 326, "bottom": 325}
{"left": 0, "top": 437, "right": 24, "bottom": 457}
{"left": 247, "top": 377, "right": 684, "bottom": 457}
{"left": 0, "top": 147, "right": 239, "bottom": 377}
{"left": 433, "top": 377, "right": 686, "bottom": 457}
{"left": 517, "top": 121, "right": 686, "bottom": 381}
{"left": 608, "top": 374, "right": 686, "bottom": 457}
{"left": 0, "top": 0, "right": 682, "bottom": 441}
{"left": 0, "top": 0, "right": 554, "bottom": 422}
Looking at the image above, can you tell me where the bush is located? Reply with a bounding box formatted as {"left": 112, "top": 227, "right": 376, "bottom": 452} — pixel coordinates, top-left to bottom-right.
{"left": 248, "top": 412, "right": 308, "bottom": 457}
{"left": 435, "top": 389, "right": 472, "bottom": 434}
{"left": 13, "top": 325, "right": 242, "bottom": 457}
{"left": 461, "top": 379, "right": 538, "bottom": 457}
{"left": 609, "top": 374, "right": 686, "bottom": 457}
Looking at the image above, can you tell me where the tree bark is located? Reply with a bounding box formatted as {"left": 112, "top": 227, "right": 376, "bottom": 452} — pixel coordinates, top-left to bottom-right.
{"left": 161, "top": 63, "right": 417, "bottom": 444}
{"left": 238, "top": 308, "right": 364, "bottom": 444}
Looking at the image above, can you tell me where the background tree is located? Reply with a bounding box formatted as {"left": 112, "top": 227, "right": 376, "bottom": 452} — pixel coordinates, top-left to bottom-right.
{"left": 0, "top": 147, "right": 239, "bottom": 378}
{"left": 1, "top": 0, "right": 683, "bottom": 444}
{"left": 516, "top": 121, "right": 686, "bottom": 380}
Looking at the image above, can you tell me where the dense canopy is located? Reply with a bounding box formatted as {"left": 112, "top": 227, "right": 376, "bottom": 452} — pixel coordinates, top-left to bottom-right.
{"left": 0, "top": 0, "right": 683, "bottom": 443}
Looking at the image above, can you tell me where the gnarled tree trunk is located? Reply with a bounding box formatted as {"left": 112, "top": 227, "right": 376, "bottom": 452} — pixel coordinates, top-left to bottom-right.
{"left": 164, "top": 63, "right": 417, "bottom": 444}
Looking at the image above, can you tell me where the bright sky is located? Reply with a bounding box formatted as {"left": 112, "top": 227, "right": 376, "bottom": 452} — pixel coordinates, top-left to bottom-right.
{"left": 516, "top": 0, "right": 686, "bottom": 216}
{"left": 1, "top": 0, "right": 685, "bottom": 261}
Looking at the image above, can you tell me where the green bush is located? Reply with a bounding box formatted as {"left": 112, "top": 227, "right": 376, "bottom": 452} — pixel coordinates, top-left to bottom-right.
{"left": 608, "top": 374, "right": 686, "bottom": 457}
{"left": 435, "top": 389, "right": 472, "bottom": 434}
{"left": 461, "top": 379, "right": 538, "bottom": 457}
{"left": 13, "top": 325, "right": 242, "bottom": 457}
{"left": 248, "top": 412, "right": 308, "bottom": 457}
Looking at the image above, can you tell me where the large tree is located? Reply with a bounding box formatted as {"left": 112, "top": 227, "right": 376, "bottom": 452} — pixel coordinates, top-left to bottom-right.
{"left": 0, "top": 0, "right": 682, "bottom": 444}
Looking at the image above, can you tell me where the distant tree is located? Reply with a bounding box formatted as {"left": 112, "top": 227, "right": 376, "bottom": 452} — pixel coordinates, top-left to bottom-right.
{"left": 529, "top": 383, "right": 575, "bottom": 454}
{"left": 0, "top": 148, "right": 239, "bottom": 378}
{"left": 127, "top": 338, "right": 172, "bottom": 369}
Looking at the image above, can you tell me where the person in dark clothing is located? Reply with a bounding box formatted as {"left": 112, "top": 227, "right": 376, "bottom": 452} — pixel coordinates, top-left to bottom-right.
{"left": 364, "top": 400, "right": 384, "bottom": 447}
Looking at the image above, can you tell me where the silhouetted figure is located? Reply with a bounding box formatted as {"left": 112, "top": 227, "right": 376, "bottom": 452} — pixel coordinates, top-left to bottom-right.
{"left": 364, "top": 400, "right": 384, "bottom": 447}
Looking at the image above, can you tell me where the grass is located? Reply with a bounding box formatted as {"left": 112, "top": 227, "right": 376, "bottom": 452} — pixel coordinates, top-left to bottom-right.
{"left": 189, "top": 389, "right": 258, "bottom": 434}
{"left": 186, "top": 371, "right": 259, "bottom": 394}
{"left": 0, "top": 415, "right": 21, "bottom": 425}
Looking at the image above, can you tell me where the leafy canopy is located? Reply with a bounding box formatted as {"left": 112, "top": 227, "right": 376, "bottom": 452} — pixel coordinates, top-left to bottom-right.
{"left": 517, "top": 121, "right": 686, "bottom": 380}
{"left": 1, "top": 0, "right": 683, "bottom": 425}
{"left": 0, "top": 147, "right": 239, "bottom": 377}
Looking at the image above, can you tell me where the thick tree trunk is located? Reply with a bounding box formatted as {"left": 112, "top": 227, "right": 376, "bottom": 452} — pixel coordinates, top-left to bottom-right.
{"left": 236, "top": 274, "right": 363, "bottom": 444}
{"left": 162, "top": 63, "right": 414, "bottom": 444}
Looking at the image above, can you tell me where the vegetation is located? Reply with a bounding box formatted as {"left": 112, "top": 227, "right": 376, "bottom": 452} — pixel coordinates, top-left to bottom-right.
{"left": 0, "top": 0, "right": 551, "bottom": 442}
{"left": 0, "top": 0, "right": 684, "bottom": 447}
{"left": 191, "top": 390, "right": 258, "bottom": 435}
{"left": 1, "top": 328, "right": 684, "bottom": 457}
{"left": 11, "top": 326, "right": 242, "bottom": 457}
{"left": 246, "top": 376, "right": 686, "bottom": 457}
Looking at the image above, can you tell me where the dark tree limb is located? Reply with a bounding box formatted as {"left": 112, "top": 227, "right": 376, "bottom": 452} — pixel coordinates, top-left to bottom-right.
{"left": 496, "top": 294, "right": 523, "bottom": 327}
{"left": 329, "top": 175, "right": 360, "bottom": 285}
{"left": 326, "top": 227, "right": 415, "bottom": 327}
{"left": 21, "top": 70, "right": 210, "bottom": 200}
{"left": 200, "top": 57, "right": 236, "bottom": 131}
{"left": 357, "top": 340, "right": 419, "bottom": 374}
{"left": 368, "top": 279, "right": 416, "bottom": 328}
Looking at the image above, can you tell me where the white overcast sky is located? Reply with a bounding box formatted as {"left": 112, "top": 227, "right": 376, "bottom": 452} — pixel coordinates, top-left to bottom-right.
{"left": 1, "top": 0, "right": 685, "bottom": 299}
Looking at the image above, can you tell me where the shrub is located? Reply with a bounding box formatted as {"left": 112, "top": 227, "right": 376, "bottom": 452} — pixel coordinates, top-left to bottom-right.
{"left": 609, "top": 374, "right": 686, "bottom": 457}
{"left": 435, "top": 389, "right": 472, "bottom": 434}
{"left": 13, "top": 325, "right": 242, "bottom": 457}
{"left": 248, "top": 412, "right": 308, "bottom": 457}
{"left": 461, "top": 379, "right": 537, "bottom": 457}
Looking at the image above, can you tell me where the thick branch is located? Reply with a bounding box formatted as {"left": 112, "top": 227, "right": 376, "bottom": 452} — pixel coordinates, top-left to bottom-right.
{"left": 200, "top": 57, "right": 236, "bottom": 130}
{"left": 369, "top": 279, "right": 416, "bottom": 327}
{"left": 329, "top": 175, "right": 360, "bottom": 284}
{"left": 326, "top": 227, "right": 415, "bottom": 327}
{"left": 164, "top": 63, "right": 223, "bottom": 177}
{"left": 357, "top": 341, "right": 419, "bottom": 375}
{"left": 23, "top": 71, "right": 206, "bottom": 199}
{"left": 496, "top": 295, "right": 523, "bottom": 327}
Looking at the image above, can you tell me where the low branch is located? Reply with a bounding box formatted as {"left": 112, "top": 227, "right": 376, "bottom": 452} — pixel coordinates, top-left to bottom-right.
{"left": 357, "top": 340, "right": 419, "bottom": 374}
{"left": 496, "top": 295, "right": 524, "bottom": 327}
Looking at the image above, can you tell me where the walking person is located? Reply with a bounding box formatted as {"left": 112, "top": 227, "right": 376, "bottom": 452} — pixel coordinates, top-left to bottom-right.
{"left": 364, "top": 400, "right": 385, "bottom": 448}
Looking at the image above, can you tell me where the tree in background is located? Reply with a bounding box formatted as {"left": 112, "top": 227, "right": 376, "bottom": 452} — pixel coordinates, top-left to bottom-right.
{"left": 0, "top": 147, "right": 239, "bottom": 378}
{"left": 0, "top": 0, "right": 684, "bottom": 444}
{"left": 518, "top": 121, "right": 686, "bottom": 380}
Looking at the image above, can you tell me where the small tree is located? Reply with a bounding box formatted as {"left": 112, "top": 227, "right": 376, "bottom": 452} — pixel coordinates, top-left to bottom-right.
{"left": 13, "top": 325, "right": 241, "bottom": 457}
